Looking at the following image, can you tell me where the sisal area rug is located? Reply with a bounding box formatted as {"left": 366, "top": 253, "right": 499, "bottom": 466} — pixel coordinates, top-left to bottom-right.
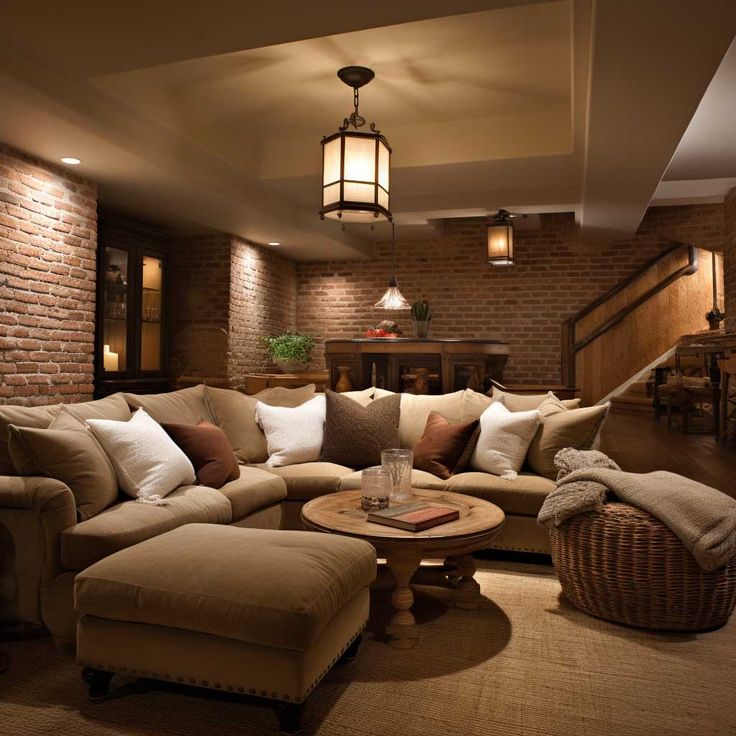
{"left": 1, "top": 559, "right": 733, "bottom": 736}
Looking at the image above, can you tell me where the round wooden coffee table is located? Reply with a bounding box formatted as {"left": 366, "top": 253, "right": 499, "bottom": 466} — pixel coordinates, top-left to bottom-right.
{"left": 301, "top": 488, "right": 505, "bottom": 649}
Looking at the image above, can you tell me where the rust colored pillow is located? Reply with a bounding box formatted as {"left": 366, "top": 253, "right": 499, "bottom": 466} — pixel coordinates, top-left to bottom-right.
{"left": 162, "top": 420, "right": 240, "bottom": 489}
{"left": 412, "top": 411, "right": 480, "bottom": 480}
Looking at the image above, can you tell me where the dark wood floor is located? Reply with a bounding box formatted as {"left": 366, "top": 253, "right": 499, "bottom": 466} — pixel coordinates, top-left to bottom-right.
{"left": 600, "top": 409, "right": 736, "bottom": 499}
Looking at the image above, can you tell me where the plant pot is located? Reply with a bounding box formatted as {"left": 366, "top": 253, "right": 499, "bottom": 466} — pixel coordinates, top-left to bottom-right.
{"left": 273, "top": 358, "right": 310, "bottom": 374}
{"left": 413, "top": 319, "right": 431, "bottom": 339}
{"left": 708, "top": 320, "right": 721, "bottom": 331}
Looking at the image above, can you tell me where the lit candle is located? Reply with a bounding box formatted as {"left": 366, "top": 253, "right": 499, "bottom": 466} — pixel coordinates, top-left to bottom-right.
{"left": 103, "top": 344, "right": 119, "bottom": 372}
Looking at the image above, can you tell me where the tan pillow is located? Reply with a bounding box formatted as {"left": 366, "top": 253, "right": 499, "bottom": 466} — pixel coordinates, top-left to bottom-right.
{"left": 462, "top": 389, "right": 493, "bottom": 420}
{"left": 123, "top": 384, "right": 214, "bottom": 425}
{"left": 398, "top": 391, "right": 465, "bottom": 449}
{"left": 63, "top": 393, "right": 131, "bottom": 423}
{"left": 561, "top": 398, "right": 582, "bottom": 409}
{"left": 537, "top": 395, "right": 569, "bottom": 417}
{"left": 340, "top": 387, "right": 375, "bottom": 407}
{"left": 205, "top": 384, "right": 316, "bottom": 464}
{"left": 0, "top": 403, "right": 61, "bottom": 475}
{"left": 7, "top": 408, "right": 118, "bottom": 520}
{"left": 491, "top": 389, "right": 556, "bottom": 412}
{"left": 527, "top": 403, "right": 610, "bottom": 479}
{"left": 205, "top": 388, "right": 266, "bottom": 464}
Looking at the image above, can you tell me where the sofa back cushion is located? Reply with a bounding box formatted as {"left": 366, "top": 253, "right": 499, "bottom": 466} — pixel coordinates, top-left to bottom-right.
{"left": 205, "top": 384, "right": 316, "bottom": 464}
{"left": 398, "top": 390, "right": 465, "bottom": 449}
{"left": 527, "top": 403, "right": 610, "bottom": 479}
{"left": 63, "top": 393, "right": 131, "bottom": 423}
{"left": 321, "top": 390, "right": 401, "bottom": 468}
{"left": 7, "top": 408, "right": 118, "bottom": 520}
{"left": 123, "top": 384, "right": 214, "bottom": 425}
{"left": 0, "top": 404, "right": 61, "bottom": 475}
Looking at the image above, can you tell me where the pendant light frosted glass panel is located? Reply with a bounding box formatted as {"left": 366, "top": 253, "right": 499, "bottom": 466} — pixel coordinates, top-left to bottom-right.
{"left": 487, "top": 222, "right": 514, "bottom": 265}
{"left": 320, "top": 131, "right": 392, "bottom": 222}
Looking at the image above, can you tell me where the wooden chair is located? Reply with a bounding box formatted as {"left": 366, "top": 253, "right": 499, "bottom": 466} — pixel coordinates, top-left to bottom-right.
{"left": 718, "top": 355, "right": 736, "bottom": 445}
{"left": 665, "top": 377, "right": 718, "bottom": 435}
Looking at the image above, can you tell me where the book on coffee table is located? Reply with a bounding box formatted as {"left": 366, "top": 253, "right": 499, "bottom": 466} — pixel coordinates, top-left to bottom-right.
{"left": 367, "top": 502, "right": 460, "bottom": 532}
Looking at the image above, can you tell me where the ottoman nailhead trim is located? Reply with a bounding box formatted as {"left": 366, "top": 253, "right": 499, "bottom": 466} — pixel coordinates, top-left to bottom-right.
{"left": 76, "top": 620, "right": 368, "bottom": 705}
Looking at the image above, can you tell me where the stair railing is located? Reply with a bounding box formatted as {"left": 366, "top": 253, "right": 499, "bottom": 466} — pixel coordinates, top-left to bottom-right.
{"left": 561, "top": 243, "right": 699, "bottom": 387}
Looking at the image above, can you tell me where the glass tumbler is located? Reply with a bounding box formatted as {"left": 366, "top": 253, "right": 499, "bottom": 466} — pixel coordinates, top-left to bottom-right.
{"left": 381, "top": 448, "right": 414, "bottom": 503}
{"left": 360, "top": 466, "right": 390, "bottom": 512}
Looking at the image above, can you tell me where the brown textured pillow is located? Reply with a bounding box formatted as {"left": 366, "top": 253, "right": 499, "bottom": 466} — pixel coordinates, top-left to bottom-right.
{"left": 413, "top": 411, "right": 480, "bottom": 480}
{"left": 321, "top": 390, "right": 401, "bottom": 469}
{"left": 162, "top": 420, "right": 240, "bottom": 489}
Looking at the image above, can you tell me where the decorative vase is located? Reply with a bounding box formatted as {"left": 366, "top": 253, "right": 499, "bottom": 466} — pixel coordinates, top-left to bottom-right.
{"left": 413, "top": 319, "right": 431, "bottom": 339}
{"left": 335, "top": 365, "right": 353, "bottom": 392}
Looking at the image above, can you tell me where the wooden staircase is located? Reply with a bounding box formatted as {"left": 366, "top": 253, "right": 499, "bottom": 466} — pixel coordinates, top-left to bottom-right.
{"left": 610, "top": 380, "right": 653, "bottom": 412}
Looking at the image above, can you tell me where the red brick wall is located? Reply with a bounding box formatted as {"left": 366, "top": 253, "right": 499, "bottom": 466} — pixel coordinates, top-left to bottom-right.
{"left": 296, "top": 205, "right": 725, "bottom": 385}
{"left": 228, "top": 238, "right": 297, "bottom": 389}
{"left": 724, "top": 188, "right": 736, "bottom": 333}
{"left": 169, "top": 234, "right": 231, "bottom": 380}
{"left": 0, "top": 145, "right": 97, "bottom": 406}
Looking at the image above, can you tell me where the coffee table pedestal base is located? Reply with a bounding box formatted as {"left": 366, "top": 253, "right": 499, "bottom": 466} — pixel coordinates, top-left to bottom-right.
{"left": 386, "top": 550, "right": 421, "bottom": 649}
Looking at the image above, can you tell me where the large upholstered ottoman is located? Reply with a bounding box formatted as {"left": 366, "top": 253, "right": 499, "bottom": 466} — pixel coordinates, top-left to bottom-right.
{"left": 75, "top": 523, "right": 376, "bottom": 733}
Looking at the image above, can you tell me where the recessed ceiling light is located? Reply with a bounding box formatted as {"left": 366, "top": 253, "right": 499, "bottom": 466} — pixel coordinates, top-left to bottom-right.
{"left": 267, "top": 241, "right": 281, "bottom": 246}
{"left": 60, "top": 157, "right": 81, "bottom": 165}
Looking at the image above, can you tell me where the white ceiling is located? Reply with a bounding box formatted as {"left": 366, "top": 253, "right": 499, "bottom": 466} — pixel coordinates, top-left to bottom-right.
{"left": 0, "top": 0, "right": 735, "bottom": 258}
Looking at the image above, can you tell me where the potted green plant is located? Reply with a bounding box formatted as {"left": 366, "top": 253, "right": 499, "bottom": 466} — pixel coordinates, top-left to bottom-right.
{"left": 263, "top": 332, "right": 316, "bottom": 372}
{"left": 706, "top": 307, "right": 725, "bottom": 331}
{"left": 411, "top": 299, "right": 433, "bottom": 338}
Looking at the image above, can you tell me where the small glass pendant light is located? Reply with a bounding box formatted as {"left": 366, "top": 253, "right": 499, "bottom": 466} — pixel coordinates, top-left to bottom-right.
{"left": 374, "top": 223, "right": 410, "bottom": 309}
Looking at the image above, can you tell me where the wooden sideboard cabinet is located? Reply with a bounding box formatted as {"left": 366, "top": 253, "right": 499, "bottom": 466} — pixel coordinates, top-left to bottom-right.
{"left": 325, "top": 338, "right": 510, "bottom": 394}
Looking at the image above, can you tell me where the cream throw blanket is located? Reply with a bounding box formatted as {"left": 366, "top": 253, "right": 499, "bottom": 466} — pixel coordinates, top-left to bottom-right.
{"left": 538, "top": 449, "right": 736, "bottom": 571}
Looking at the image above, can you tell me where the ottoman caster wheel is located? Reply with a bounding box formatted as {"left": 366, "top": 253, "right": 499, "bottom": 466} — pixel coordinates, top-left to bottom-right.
{"left": 81, "top": 667, "right": 113, "bottom": 700}
{"left": 338, "top": 633, "right": 362, "bottom": 665}
{"left": 276, "top": 702, "right": 304, "bottom": 735}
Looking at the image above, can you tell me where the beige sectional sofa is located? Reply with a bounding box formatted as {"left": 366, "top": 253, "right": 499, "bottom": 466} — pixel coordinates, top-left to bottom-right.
{"left": 0, "top": 383, "right": 598, "bottom": 650}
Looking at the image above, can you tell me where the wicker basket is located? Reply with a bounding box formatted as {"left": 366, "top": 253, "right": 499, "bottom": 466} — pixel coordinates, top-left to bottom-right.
{"left": 549, "top": 502, "right": 736, "bottom": 631}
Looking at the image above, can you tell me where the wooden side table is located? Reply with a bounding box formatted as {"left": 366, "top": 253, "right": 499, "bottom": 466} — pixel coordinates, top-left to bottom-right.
{"left": 243, "top": 370, "right": 329, "bottom": 394}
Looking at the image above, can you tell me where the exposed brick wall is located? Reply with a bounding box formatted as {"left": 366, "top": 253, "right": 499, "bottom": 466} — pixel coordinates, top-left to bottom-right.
{"left": 724, "top": 188, "right": 736, "bottom": 333}
{"left": 169, "top": 234, "right": 231, "bottom": 379}
{"left": 0, "top": 145, "right": 97, "bottom": 406}
{"left": 296, "top": 204, "right": 725, "bottom": 385}
{"left": 228, "top": 237, "right": 297, "bottom": 389}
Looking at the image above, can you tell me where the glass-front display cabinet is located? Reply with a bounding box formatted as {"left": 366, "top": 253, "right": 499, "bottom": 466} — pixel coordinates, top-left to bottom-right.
{"left": 95, "top": 215, "right": 169, "bottom": 397}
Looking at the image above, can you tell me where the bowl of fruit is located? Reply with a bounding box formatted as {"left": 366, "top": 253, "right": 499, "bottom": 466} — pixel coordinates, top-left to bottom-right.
{"left": 365, "top": 320, "right": 402, "bottom": 339}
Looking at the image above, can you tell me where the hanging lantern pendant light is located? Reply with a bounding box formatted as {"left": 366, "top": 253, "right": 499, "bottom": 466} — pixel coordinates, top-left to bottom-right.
{"left": 487, "top": 209, "right": 515, "bottom": 265}
{"left": 320, "top": 66, "right": 392, "bottom": 224}
{"left": 374, "top": 223, "right": 410, "bottom": 310}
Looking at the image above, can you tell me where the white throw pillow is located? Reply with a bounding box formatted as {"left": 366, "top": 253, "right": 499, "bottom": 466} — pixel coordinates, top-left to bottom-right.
{"left": 256, "top": 394, "right": 326, "bottom": 467}
{"left": 470, "top": 402, "right": 541, "bottom": 480}
{"left": 86, "top": 409, "right": 196, "bottom": 504}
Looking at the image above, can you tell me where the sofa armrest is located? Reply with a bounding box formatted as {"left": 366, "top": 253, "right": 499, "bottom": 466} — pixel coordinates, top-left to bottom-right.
{"left": 0, "top": 475, "right": 77, "bottom": 626}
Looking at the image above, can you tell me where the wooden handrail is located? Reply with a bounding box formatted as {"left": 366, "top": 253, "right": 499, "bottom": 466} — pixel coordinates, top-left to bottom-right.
{"left": 561, "top": 243, "right": 699, "bottom": 386}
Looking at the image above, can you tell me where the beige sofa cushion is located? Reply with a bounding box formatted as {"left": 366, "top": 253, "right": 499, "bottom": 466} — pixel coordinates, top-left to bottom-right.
{"left": 217, "top": 465, "right": 287, "bottom": 520}
{"left": 340, "top": 387, "right": 376, "bottom": 406}
{"left": 205, "top": 385, "right": 316, "bottom": 465}
{"left": 74, "top": 523, "right": 377, "bottom": 651}
{"left": 0, "top": 403, "right": 61, "bottom": 475}
{"left": 123, "top": 385, "right": 214, "bottom": 425}
{"left": 7, "top": 411, "right": 118, "bottom": 521}
{"left": 61, "top": 485, "right": 231, "bottom": 571}
{"left": 446, "top": 472, "right": 555, "bottom": 516}
{"left": 338, "top": 468, "right": 446, "bottom": 492}
{"left": 251, "top": 461, "right": 354, "bottom": 500}
{"left": 491, "top": 388, "right": 580, "bottom": 412}
{"left": 63, "top": 393, "right": 131, "bottom": 423}
{"left": 527, "top": 403, "right": 610, "bottom": 479}
{"left": 398, "top": 391, "right": 465, "bottom": 449}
